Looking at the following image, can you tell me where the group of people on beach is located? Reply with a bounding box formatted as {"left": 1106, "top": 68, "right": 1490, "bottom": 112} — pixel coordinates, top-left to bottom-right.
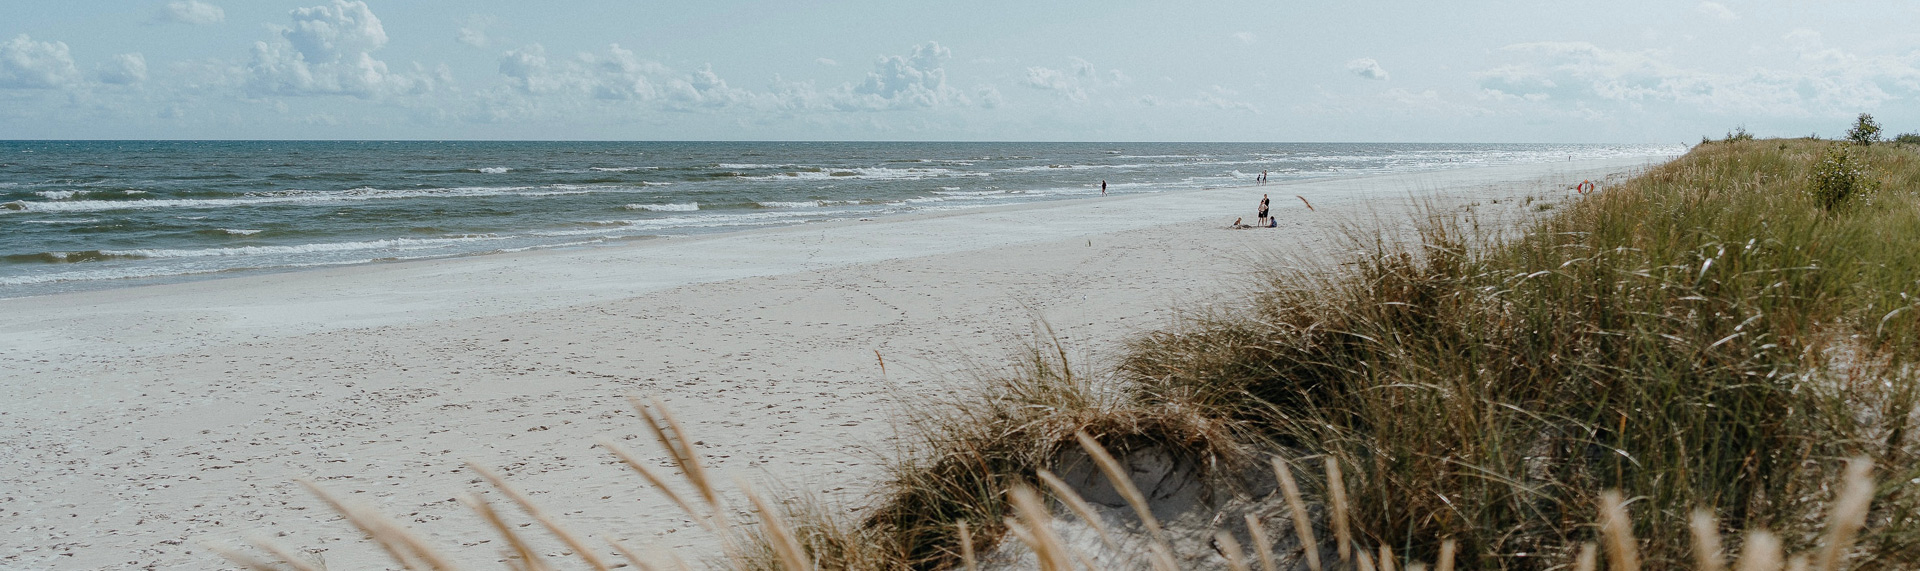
{"left": 1231, "top": 193, "right": 1279, "bottom": 229}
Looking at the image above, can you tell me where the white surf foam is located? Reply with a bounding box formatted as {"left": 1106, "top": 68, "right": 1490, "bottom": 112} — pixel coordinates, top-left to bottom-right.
{"left": 101, "top": 235, "right": 505, "bottom": 259}
{"left": 476, "top": 167, "right": 511, "bottom": 174}
{"left": 625, "top": 202, "right": 699, "bottom": 212}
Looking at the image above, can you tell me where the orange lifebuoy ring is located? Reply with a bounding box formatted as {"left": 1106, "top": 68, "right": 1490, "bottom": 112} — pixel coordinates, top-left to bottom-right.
{"left": 1576, "top": 180, "right": 1596, "bottom": 194}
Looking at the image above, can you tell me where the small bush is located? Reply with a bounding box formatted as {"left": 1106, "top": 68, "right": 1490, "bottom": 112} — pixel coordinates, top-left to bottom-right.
{"left": 1848, "top": 113, "right": 1883, "bottom": 145}
{"left": 1896, "top": 132, "right": 1920, "bottom": 146}
{"left": 1808, "top": 143, "right": 1877, "bottom": 210}
{"left": 1725, "top": 125, "right": 1755, "bottom": 142}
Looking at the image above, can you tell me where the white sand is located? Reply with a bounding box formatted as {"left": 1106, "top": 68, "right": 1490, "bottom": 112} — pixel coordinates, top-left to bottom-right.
{"left": 0, "top": 157, "right": 1665, "bottom": 569}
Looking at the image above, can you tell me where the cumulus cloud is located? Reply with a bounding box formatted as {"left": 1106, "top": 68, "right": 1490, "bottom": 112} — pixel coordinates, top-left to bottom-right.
{"left": 0, "top": 35, "right": 80, "bottom": 89}
{"left": 1024, "top": 56, "right": 1116, "bottom": 102}
{"left": 157, "top": 0, "right": 225, "bottom": 25}
{"left": 1695, "top": 1, "right": 1738, "bottom": 20}
{"left": 845, "top": 41, "right": 966, "bottom": 109}
{"left": 246, "top": 1, "right": 437, "bottom": 97}
{"left": 1475, "top": 37, "right": 1920, "bottom": 117}
{"left": 487, "top": 40, "right": 981, "bottom": 117}
{"left": 1346, "top": 58, "right": 1390, "bottom": 80}
{"left": 96, "top": 53, "right": 148, "bottom": 85}
{"left": 456, "top": 14, "right": 492, "bottom": 48}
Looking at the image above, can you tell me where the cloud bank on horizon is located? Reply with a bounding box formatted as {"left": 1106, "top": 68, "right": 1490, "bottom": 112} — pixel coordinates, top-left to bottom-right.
{"left": 1, "top": 0, "right": 1917, "bottom": 141}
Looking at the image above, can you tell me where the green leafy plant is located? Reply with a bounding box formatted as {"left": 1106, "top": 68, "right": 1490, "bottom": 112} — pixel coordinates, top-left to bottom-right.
{"left": 1809, "top": 143, "right": 1877, "bottom": 210}
{"left": 1848, "top": 113, "right": 1883, "bottom": 145}
{"left": 1895, "top": 132, "right": 1920, "bottom": 146}
{"left": 1725, "top": 125, "right": 1754, "bottom": 142}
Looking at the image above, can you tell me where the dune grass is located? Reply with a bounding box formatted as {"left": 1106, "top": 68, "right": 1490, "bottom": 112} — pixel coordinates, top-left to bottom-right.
{"left": 228, "top": 138, "right": 1920, "bottom": 570}
{"left": 1121, "top": 138, "right": 1920, "bottom": 568}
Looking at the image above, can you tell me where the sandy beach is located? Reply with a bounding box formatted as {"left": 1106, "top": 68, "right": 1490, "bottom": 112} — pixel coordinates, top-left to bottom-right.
{"left": 0, "top": 157, "right": 1663, "bottom": 569}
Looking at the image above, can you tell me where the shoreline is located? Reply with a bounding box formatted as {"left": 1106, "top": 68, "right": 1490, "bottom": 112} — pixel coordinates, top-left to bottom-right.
{"left": 0, "top": 156, "right": 1669, "bottom": 569}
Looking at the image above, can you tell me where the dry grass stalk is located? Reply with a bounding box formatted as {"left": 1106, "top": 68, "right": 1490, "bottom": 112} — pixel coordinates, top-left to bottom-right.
{"left": 205, "top": 542, "right": 294, "bottom": 571}
{"left": 604, "top": 537, "right": 658, "bottom": 571}
{"left": 1245, "top": 513, "right": 1278, "bottom": 571}
{"left": 1326, "top": 457, "right": 1352, "bottom": 563}
{"left": 1816, "top": 457, "right": 1875, "bottom": 571}
{"left": 1072, "top": 431, "right": 1168, "bottom": 544}
{"left": 247, "top": 537, "right": 327, "bottom": 571}
{"left": 1271, "top": 456, "right": 1323, "bottom": 571}
{"left": 1037, "top": 469, "right": 1118, "bottom": 549}
{"left": 1787, "top": 554, "right": 1810, "bottom": 571}
{"left": 1734, "top": 530, "right": 1784, "bottom": 571}
{"left": 1147, "top": 543, "right": 1181, "bottom": 571}
{"left": 297, "top": 478, "right": 460, "bottom": 570}
{"left": 1574, "top": 543, "right": 1597, "bottom": 571}
{"left": 1379, "top": 544, "right": 1397, "bottom": 571}
{"left": 1007, "top": 485, "right": 1075, "bottom": 571}
{"left": 741, "top": 480, "right": 814, "bottom": 571}
{"left": 1356, "top": 548, "right": 1377, "bottom": 571}
{"left": 462, "top": 493, "right": 553, "bottom": 571}
{"left": 599, "top": 437, "right": 713, "bottom": 532}
{"left": 1217, "top": 530, "right": 1253, "bottom": 571}
{"left": 630, "top": 395, "right": 723, "bottom": 512}
{"left": 1598, "top": 490, "right": 1639, "bottom": 571}
{"left": 957, "top": 521, "right": 979, "bottom": 571}
{"left": 467, "top": 462, "right": 614, "bottom": 571}
{"left": 1691, "top": 507, "right": 1727, "bottom": 571}
{"left": 1436, "top": 539, "right": 1455, "bottom": 571}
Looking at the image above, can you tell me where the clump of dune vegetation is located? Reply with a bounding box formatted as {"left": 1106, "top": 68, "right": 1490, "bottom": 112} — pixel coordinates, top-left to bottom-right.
{"left": 228, "top": 135, "right": 1920, "bottom": 570}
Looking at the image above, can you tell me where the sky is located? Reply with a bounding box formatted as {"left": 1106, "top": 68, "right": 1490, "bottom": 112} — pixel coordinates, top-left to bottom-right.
{"left": 1, "top": 0, "right": 1917, "bottom": 142}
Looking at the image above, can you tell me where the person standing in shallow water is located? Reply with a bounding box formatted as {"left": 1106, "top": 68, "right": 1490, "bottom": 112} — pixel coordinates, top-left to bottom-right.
{"left": 1101, "top": 180, "right": 1107, "bottom": 195}
{"left": 1257, "top": 194, "right": 1270, "bottom": 226}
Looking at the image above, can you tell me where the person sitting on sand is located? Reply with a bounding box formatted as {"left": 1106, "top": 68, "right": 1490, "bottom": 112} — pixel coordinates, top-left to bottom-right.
{"left": 1231, "top": 217, "right": 1243, "bottom": 228}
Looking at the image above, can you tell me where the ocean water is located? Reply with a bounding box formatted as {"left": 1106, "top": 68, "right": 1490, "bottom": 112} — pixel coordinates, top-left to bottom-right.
{"left": 0, "top": 141, "right": 1677, "bottom": 297}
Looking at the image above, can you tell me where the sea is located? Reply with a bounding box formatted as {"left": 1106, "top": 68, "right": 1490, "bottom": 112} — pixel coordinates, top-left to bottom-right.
{"left": 0, "top": 141, "right": 1680, "bottom": 298}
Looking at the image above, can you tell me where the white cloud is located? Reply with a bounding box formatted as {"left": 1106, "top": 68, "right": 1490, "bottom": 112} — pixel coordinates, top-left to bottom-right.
{"left": 815, "top": 58, "right": 838, "bottom": 66}
{"left": 0, "top": 35, "right": 80, "bottom": 89}
{"left": 97, "top": 53, "right": 148, "bottom": 85}
{"left": 1232, "top": 32, "right": 1257, "bottom": 45}
{"left": 456, "top": 14, "right": 492, "bottom": 48}
{"left": 1346, "top": 58, "right": 1390, "bottom": 80}
{"left": 158, "top": 0, "right": 225, "bottom": 25}
{"left": 1695, "top": 1, "right": 1738, "bottom": 20}
{"left": 976, "top": 85, "right": 1003, "bottom": 109}
{"left": 846, "top": 42, "right": 964, "bottom": 109}
{"left": 457, "top": 28, "right": 487, "bottom": 48}
{"left": 1475, "top": 38, "right": 1920, "bottom": 117}
{"left": 489, "top": 41, "right": 969, "bottom": 113}
{"left": 246, "top": 1, "right": 436, "bottom": 97}
{"left": 1024, "top": 56, "right": 1112, "bottom": 102}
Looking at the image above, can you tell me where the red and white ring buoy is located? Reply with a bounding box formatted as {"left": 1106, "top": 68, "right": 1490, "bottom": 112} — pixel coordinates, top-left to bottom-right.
{"left": 1575, "top": 180, "right": 1596, "bottom": 194}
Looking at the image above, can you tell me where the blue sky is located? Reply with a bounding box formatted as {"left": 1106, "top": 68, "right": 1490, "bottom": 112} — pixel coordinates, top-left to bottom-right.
{"left": 2, "top": 0, "right": 1916, "bottom": 141}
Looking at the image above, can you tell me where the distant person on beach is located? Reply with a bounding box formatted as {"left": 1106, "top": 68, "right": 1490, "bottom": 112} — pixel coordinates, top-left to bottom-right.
{"left": 1260, "top": 170, "right": 1268, "bottom": 184}
{"left": 1257, "top": 194, "right": 1270, "bottom": 226}
{"left": 1101, "top": 180, "right": 1107, "bottom": 195}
